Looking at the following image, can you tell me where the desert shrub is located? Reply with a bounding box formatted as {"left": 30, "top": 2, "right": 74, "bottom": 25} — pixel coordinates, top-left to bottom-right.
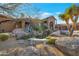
{"left": 46, "top": 36, "right": 57, "bottom": 45}
{"left": 35, "top": 34, "right": 42, "bottom": 39}
{"left": 0, "top": 34, "right": 10, "bottom": 41}
{"left": 21, "top": 35, "right": 31, "bottom": 40}
{"left": 33, "top": 26, "right": 42, "bottom": 32}
{"left": 42, "top": 25, "right": 48, "bottom": 30}
{"left": 16, "top": 34, "right": 31, "bottom": 40}
{"left": 33, "top": 25, "right": 48, "bottom": 32}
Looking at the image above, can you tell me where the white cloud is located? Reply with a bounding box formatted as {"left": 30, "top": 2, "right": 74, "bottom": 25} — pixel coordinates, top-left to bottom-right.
{"left": 32, "top": 11, "right": 77, "bottom": 24}
{"left": 39, "top": 12, "right": 53, "bottom": 19}
{"left": 54, "top": 12, "right": 77, "bottom": 24}
{"left": 32, "top": 12, "right": 62, "bottom": 19}
{"left": 55, "top": 12, "right": 62, "bottom": 15}
{"left": 54, "top": 15, "right": 77, "bottom": 24}
{"left": 32, "top": 12, "right": 53, "bottom": 19}
{"left": 32, "top": 11, "right": 66, "bottom": 24}
{"left": 54, "top": 15, "right": 65, "bottom": 24}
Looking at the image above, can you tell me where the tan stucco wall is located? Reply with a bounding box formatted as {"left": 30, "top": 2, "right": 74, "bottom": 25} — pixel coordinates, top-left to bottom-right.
{"left": 0, "top": 21, "right": 16, "bottom": 32}
{"left": 21, "top": 20, "right": 25, "bottom": 29}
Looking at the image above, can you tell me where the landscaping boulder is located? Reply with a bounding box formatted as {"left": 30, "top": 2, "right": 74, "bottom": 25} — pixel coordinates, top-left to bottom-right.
{"left": 20, "top": 46, "right": 40, "bottom": 56}
{"left": 55, "top": 37, "right": 79, "bottom": 56}
{"left": 0, "top": 46, "right": 40, "bottom": 56}
{"left": 12, "top": 28, "right": 29, "bottom": 39}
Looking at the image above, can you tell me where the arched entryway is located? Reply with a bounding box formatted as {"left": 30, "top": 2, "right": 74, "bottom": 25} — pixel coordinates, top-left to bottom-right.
{"left": 48, "top": 21, "right": 55, "bottom": 30}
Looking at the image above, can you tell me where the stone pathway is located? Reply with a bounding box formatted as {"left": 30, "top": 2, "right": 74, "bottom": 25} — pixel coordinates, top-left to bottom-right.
{"left": 0, "top": 37, "right": 66, "bottom": 56}
{"left": 0, "top": 43, "right": 65, "bottom": 56}
{"left": 0, "top": 38, "right": 20, "bottom": 50}
{"left": 35, "top": 44, "right": 65, "bottom": 56}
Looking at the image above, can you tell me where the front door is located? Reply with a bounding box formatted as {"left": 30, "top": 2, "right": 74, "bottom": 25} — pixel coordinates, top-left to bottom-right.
{"left": 49, "top": 21, "right": 54, "bottom": 30}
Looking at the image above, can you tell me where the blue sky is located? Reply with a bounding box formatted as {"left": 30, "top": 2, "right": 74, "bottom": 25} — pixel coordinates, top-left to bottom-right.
{"left": 32, "top": 3, "right": 72, "bottom": 24}
{"left": 32, "top": 3, "right": 71, "bottom": 13}
{"left": 15, "top": 3, "right": 78, "bottom": 24}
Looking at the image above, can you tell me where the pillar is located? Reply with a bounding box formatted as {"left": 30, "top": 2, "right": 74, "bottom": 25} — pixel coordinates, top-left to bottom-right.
{"left": 22, "top": 20, "right": 25, "bottom": 29}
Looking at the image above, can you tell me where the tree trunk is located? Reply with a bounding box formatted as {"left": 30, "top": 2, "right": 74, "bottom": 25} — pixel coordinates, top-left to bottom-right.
{"left": 72, "top": 21, "right": 76, "bottom": 30}
{"left": 65, "top": 21, "right": 71, "bottom": 32}
{"left": 75, "top": 15, "right": 78, "bottom": 23}
{"left": 69, "top": 16, "right": 77, "bottom": 36}
{"left": 70, "top": 17, "right": 77, "bottom": 30}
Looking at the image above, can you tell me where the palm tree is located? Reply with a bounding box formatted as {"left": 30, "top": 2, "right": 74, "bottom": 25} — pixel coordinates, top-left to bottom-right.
{"left": 59, "top": 13, "right": 71, "bottom": 32}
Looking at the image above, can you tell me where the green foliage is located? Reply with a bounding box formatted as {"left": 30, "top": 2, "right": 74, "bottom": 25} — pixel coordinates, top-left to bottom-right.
{"left": 32, "top": 24, "right": 48, "bottom": 38}
{"left": 33, "top": 25, "right": 48, "bottom": 32}
{"left": 17, "top": 35, "right": 31, "bottom": 40}
{"left": 46, "top": 37, "right": 57, "bottom": 45}
{"left": 33, "top": 26, "right": 40, "bottom": 31}
{"left": 59, "top": 13, "right": 69, "bottom": 22}
{"left": 21, "top": 35, "right": 31, "bottom": 40}
{"left": 35, "top": 34, "right": 42, "bottom": 39}
{"left": 0, "top": 34, "right": 10, "bottom": 41}
{"left": 42, "top": 25, "right": 48, "bottom": 30}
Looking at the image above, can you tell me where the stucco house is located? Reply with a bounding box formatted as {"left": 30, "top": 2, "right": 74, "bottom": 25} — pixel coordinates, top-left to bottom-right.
{"left": 0, "top": 14, "right": 16, "bottom": 32}
{"left": 0, "top": 14, "right": 57, "bottom": 33}
{"left": 42, "top": 16, "right": 57, "bottom": 31}
{"left": 0, "top": 14, "right": 32, "bottom": 32}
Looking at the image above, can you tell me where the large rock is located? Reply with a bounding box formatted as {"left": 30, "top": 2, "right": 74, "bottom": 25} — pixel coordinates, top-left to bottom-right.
{"left": 55, "top": 37, "right": 79, "bottom": 55}
{"left": 12, "top": 28, "right": 29, "bottom": 38}
{"left": 0, "top": 46, "right": 40, "bottom": 56}
{"left": 50, "top": 30, "right": 65, "bottom": 37}
{"left": 20, "top": 46, "right": 40, "bottom": 56}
